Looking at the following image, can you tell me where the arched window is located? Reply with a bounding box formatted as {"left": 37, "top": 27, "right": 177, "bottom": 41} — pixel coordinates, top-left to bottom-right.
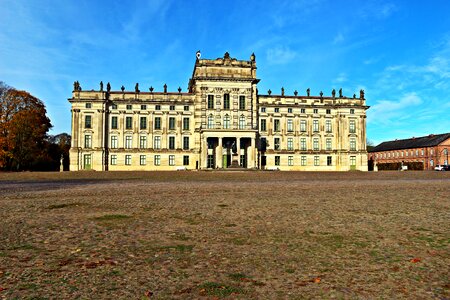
{"left": 223, "top": 114, "right": 230, "bottom": 129}
{"left": 239, "top": 115, "right": 246, "bottom": 129}
{"left": 207, "top": 115, "right": 214, "bottom": 129}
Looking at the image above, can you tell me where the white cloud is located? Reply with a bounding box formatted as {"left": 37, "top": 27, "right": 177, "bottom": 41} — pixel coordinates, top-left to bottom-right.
{"left": 368, "top": 93, "right": 422, "bottom": 125}
{"left": 266, "top": 46, "right": 297, "bottom": 64}
{"left": 333, "top": 72, "right": 347, "bottom": 83}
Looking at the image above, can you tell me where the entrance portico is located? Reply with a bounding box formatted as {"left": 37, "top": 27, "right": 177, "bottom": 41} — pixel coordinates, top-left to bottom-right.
{"left": 201, "top": 131, "right": 257, "bottom": 169}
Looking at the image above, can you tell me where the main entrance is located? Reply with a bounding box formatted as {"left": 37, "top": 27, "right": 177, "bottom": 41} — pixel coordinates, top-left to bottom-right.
{"left": 204, "top": 136, "right": 254, "bottom": 169}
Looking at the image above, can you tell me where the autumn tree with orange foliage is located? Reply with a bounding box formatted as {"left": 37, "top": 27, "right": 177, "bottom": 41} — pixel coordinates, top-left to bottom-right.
{"left": 0, "top": 81, "right": 52, "bottom": 170}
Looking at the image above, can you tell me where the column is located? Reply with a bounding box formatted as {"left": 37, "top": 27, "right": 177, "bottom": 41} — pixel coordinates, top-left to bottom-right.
{"left": 216, "top": 137, "right": 223, "bottom": 168}
{"left": 248, "top": 137, "right": 255, "bottom": 168}
{"left": 202, "top": 137, "right": 208, "bottom": 169}
{"left": 236, "top": 137, "right": 241, "bottom": 166}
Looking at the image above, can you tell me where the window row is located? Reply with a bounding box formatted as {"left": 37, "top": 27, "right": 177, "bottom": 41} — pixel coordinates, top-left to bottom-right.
{"left": 110, "top": 104, "right": 190, "bottom": 111}
{"left": 110, "top": 154, "right": 190, "bottom": 166}
{"left": 260, "top": 119, "right": 357, "bottom": 133}
{"left": 261, "top": 137, "right": 357, "bottom": 151}
{"left": 375, "top": 148, "right": 448, "bottom": 159}
{"left": 101, "top": 116, "right": 191, "bottom": 131}
{"left": 260, "top": 107, "right": 355, "bottom": 114}
{"left": 270, "top": 155, "right": 334, "bottom": 166}
{"left": 206, "top": 114, "right": 249, "bottom": 129}
{"left": 207, "top": 94, "right": 247, "bottom": 110}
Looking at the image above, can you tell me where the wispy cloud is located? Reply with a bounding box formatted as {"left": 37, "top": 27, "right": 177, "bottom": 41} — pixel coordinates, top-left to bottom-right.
{"left": 266, "top": 46, "right": 297, "bottom": 64}
{"left": 368, "top": 93, "right": 422, "bottom": 125}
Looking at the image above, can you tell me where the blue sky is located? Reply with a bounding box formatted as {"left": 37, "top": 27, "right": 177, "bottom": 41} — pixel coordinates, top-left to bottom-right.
{"left": 1, "top": 0, "right": 449, "bottom": 145}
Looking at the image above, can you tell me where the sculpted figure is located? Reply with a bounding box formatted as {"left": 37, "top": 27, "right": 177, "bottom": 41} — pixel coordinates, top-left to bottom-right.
{"left": 307, "top": 88, "right": 310, "bottom": 97}
{"left": 107, "top": 82, "right": 111, "bottom": 92}
{"left": 100, "top": 81, "right": 103, "bottom": 92}
{"left": 360, "top": 89, "right": 365, "bottom": 99}
{"left": 135, "top": 83, "right": 140, "bottom": 93}
{"left": 320, "top": 91, "right": 323, "bottom": 98}
{"left": 164, "top": 84, "right": 167, "bottom": 93}
{"left": 339, "top": 88, "right": 343, "bottom": 98}
{"left": 332, "top": 89, "right": 336, "bottom": 98}
{"left": 281, "top": 87, "right": 285, "bottom": 96}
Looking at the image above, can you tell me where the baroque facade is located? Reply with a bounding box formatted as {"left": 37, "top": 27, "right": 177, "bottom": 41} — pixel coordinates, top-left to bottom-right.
{"left": 69, "top": 52, "right": 369, "bottom": 171}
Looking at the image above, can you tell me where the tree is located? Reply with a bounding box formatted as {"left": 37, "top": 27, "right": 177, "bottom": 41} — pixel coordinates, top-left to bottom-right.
{"left": 0, "top": 82, "right": 52, "bottom": 170}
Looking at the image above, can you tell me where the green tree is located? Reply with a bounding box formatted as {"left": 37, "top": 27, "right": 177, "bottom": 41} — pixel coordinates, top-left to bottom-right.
{"left": 0, "top": 82, "right": 52, "bottom": 170}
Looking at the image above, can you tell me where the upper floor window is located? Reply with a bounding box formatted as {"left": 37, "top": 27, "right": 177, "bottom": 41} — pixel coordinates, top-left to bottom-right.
{"left": 313, "top": 138, "right": 319, "bottom": 151}
{"left": 239, "top": 115, "right": 246, "bottom": 129}
{"left": 84, "top": 135, "right": 92, "bottom": 148}
{"left": 155, "top": 105, "right": 161, "bottom": 110}
{"left": 223, "top": 93, "right": 230, "bottom": 109}
{"left": 207, "top": 95, "right": 214, "bottom": 109}
{"left": 154, "top": 136, "right": 161, "bottom": 149}
{"left": 261, "top": 107, "right": 266, "bottom": 113}
{"left": 170, "top": 105, "right": 175, "bottom": 111}
{"left": 350, "top": 138, "right": 356, "bottom": 151}
{"left": 183, "top": 136, "right": 189, "bottom": 150}
{"left": 326, "top": 120, "right": 332, "bottom": 133}
{"left": 350, "top": 109, "right": 355, "bottom": 114}
{"left": 126, "top": 104, "right": 132, "bottom": 110}
{"left": 154, "top": 117, "right": 161, "bottom": 130}
{"left": 168, "top": 136, "right": 175, "bottom": 150}
{"left": 183, "top": 117, "right": 190, "bottom": 130}
{"left": 140, "top": 136, "right": 147, "bottom": 149}
{"left": 300, "top": 138, "right": 307, "bottom": 151}
{"left": 85, "top": 103, "right": 92, "bottom": 109}
{"left": 260, "top": 119, "right": 266, "bottom": 131}
{"left": 274, "top": 119, "right": 280, "bottom": 132}
{"left": 85, "top": 115, "right": 92, "bottom": 129}
{"left": 110, "top": 136, "right": 118, "bottom": 148}
{"left": 126, "top": 116, "right": 132, "bottom": 130}
{"left": 287, "top": 138, "right": 293, "bottom": 150}
{"left": 111, "top": 116, "right": 118, "bottom": 129}
{"left": 313, "top": 108, "right": 318, "bottom": 114}
{"left": 141, "top": 105, "right": 147, "bottom": 110}
{"left": 288, "top": 108, "right": 293, "bottom": 113}
{"left": 287, "top": 119, "right": 293, "bottom": 132}
{"left": 326, "top": 138, "right": 332, "bottom": 151}
{"left": 274, "top": 138, "right": 280, "bottom": 150}
{"left": 313, "top": 120, "right": 319, "bottom": 132}
{"left": 140, "top": 117, "right": 147, "bottom": 130}
{"left": 239, "top": 96, "right": 245, "bottom": 110}
{"left": 184, "top": 105, "right": 189, "bottom": 111}
{"left": 300, "top": 108, "right": 306, "bottom": 114}
{"left": 349, "top": 120, "right": 356, "bottom": 133}
{"left": 169, "top": 117, "right": 176, "bottom": 130}
{"left": 274, "top": 107, "right": 280, "bottom": 113}
{"left": 207, "top": 115, "right": 214, "bottom": 129}
{"left": 125, "top": 136, "right": 132, "bottom": 149}
{"left": 111, "top": 103, "right": 117, "bottom": 110}
{"left": 300, "top": 120, "right": 307, "bottom": 132}
{"left": 223, "top": 114, "right": 231, "bottom": 129}
{"left": 326, "top": 109, "right": 331, "bottom": 114}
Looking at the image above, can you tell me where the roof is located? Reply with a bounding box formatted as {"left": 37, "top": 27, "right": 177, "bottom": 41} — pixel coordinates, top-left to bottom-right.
{"left": 370, "top": 133, "right": 450, "bottom": 152}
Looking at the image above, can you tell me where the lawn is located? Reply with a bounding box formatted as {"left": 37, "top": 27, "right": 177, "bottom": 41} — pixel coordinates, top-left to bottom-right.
{"left": 0, "top": 171, "right": 449, "bottom": 299}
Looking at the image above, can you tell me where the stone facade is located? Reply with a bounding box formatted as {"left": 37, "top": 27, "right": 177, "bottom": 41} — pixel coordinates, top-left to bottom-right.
{"left": 69, "top": 52, "right": 369, "bottom": 171}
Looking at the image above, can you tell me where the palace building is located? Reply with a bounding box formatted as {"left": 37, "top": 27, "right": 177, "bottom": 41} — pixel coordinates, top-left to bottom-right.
{"left": 69, "top": 52, "right": 369, "bottom": 171}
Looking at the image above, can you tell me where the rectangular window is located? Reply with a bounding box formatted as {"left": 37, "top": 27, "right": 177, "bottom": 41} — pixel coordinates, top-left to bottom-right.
{"left": 288, "top": 156, "right": 294, "bottom": 166}
{"left": 350, "top": 109, "right": 355, "bottom": 114}
{"left": 274, "top": 119, "right": 280, "bottom": 132}
{"left": 261, "top": 107, "right": 266, "bottom": 113}
{"left": 111, "top": 116, "right": 118, "bottom": 129}
{"left": 313, "top": 138, "right": 319, "bottom": 151}
{"left": 314, "top": 156, "right": 320, "bottom": 166}
{"left": 287, "top": 119, "right": 293, "bottom": 132}
{"left": 326, "top": 109, "right": 331, "bottom": 114}
{"left": 85, "top": 103, "right": 92, "bottom": 109}
{"left": 327, "top": 156, "right": 332, "bottom": 166}
{"left": 169, "top": 117, "right": 176, "bottom": 130}
{"left": 301, "top": 138, "right": 307, "bottom": 151}
{"left": 84, "top": 135, "right": 92, "bottom": 148}
{"left": 349, "top": 120, "right": 356, "bottom": 133}
{"left": 326, "top": 120, "right": 332, "bottom": 133}
{"left": 350, "top": 138, "right": 356, "bottom": 151}
{"left": 300, "top": 120, "right": 307, "bottom": 132}
{"left": 275, "top": 156, "right": 280, "bottom": 166}
{"left": 208, "top": 95, "right": 214, "bottom": 109}
{"left": 239, "top": 96, "right": 245, "bottom": 110}
{"left": 125, "top": 136, "right": 132, "bottom": 149}
{"left": 85, "top": 115, "right": 92, "bottom": 129}
{"left": 111, "top": 136, "right": 118, "bottom": 148}
{"left": 154, "top": 117, "right": 161, "bottom": 130}
{"left": 207, "top": 115, "right": 214, "bottom": 129}
{"left": 140, "top": 155, "right": 146, "bottom": 165}
{"left": 223, "top": 115, "right": 230, "bottom": 129}
{"left": 141, "top": 105, "right": 146, "bottom": 110}
{"left": 111, "top": 104, "right": 117, "bottom": 110}
{"left": 326, "top": 138, "right": 332, "bottom": 151}
{"left": 223, "top": 93, "right": 230, "bottom": 109}
{"left": 239, "top": 116, "right": 245, "bottom": 129}
{"left": 154, "top": 155, "right": 160, "bottom": 166}
{"left": 110, "top": 155, "right": 117, "bottom": 165}
{"left": 301, "top": 156, "right": 307, "bottom": 166}
{"left": 288, "top": 108, "right": 293, "bottom": 113}
{"left": 183, "top": 155, "right": 189, "bottom": 166}
{"left": 139, "top": 136, "right": 147, "bottom": 149}
{"left": 169, "top": 136, "right": 175, "bottom": 150}
{"left": 155, "top": 105, "right": 161, "bottom": 110}
{"left": 169, "top": 155, "right": 175, "bottom": 166}
{"left": 183, "top": 136, "right": 189, "bottom": 150}
{"left": 184, "top": 105, "right": 189, "bottom": 111}
{"left": 154, "top": 136, "right": 161, "bottom": 149}
{"left": 126, "top": 104, "right": 132, "bottom": 110}
{"left": 301, "top": 108, "right": 306, "bottom": 114}
{"left": 170, "top": 105, "right": 175, "bottom": 111}
{"left": 126, "top": 116, "right": 132, "bottom": 130}
{"left": 260, "top": 119, "right": 266, "bottom": 131}
{"left": 287, "top": 138, "right": 293, "bottom": 150}
{"left": 183, "top": 118, "right": 189, "bottom": 130}
{"left": 313, "top": 120, "right": 319, "bottom": 132}
{"left": 140, "top": 117, "right": 147, "bottom": 130}
{"left": 275, "top": 108, "right": 280, "bottom": 113}
{"left": 313, "top": 108, "right": 318, "bottom": 114}
{"left": 125, "top": 155, "right": 131, "bottom": 165}
{"left": 274, "top": 138, "right": 280, "bottom": 150}
{"left": 350, "top": 156, "right": 356, "bottom": 166}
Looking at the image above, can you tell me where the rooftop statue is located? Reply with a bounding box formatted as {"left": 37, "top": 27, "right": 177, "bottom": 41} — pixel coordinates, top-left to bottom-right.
{"left": 99, "top": 81, "right": 103, "bottom": 92}
{"left": 332, "top": 89, "right": 336, "bottom": 98}
{"left": 107, "top": 82, "right": 111, "bottom": 92}
{"left": 135, "top": 83, "right": 140, "bottom": 93}
{"left": 307, "top": 88, "right": 310, "bottom": 97}
{"left": 360, "top": 89, "right": 365, "bottom": 99}
{"left": 339, "top": 88, "right": 343, "bottom": 98}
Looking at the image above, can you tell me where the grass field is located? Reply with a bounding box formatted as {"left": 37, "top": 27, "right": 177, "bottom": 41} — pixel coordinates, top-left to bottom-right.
{"left": 0, "top": 171, "right": 449, "bottom": 299}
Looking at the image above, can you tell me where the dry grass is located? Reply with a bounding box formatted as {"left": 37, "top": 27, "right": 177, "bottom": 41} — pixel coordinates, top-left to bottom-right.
{"left": 0, "top": 171, "right": 449, "bottom": 299}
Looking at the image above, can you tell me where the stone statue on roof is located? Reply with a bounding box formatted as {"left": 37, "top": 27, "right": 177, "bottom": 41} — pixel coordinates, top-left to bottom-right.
{"left": 332, "top": 89, "right": 336, "bottom": 98}
{"left": 307, "top": 88, "right": 310, "bottom": 97}
{"left": 360, "top": 89, "right": 365, "bottom": 99}
{"left": 107, "top": 82, "right": 111, "bottom": 92}
{"left": 99, "top": 81, "right": 103, "bottom": 92}
{"left": 339, "top": 88, "right": 343, "bottom": 98}
{"left": 135, "top": 83, "right": 140, "bottom": 93}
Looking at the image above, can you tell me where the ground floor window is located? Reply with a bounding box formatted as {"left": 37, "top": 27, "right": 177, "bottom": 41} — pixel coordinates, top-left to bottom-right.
{"left": 301, "top": 156, "right": 307, "bottom": 166}
{"left": 125, "top": 155, "right": 131, "bottom": 165}
{"left": 154, "top": 155, "right": 161, "bottom": 166}
{"left": 314, "top": 156, "right": 319, "bottom": 166}
{"left": 169, "top": 155, "right": 175, "bottom": 166}
{"left": 207, "top": 154, "right": 214, "bottom": 168}
{"left": 183, "top": 155, "right": 189, "bottom": 166}
{"left": 288, "top": 156, "right": 294, "bottom": 166}
{"left": 275, "top": 156, "right": 280, "bottom": 166}
{"left": 240, "top": 155, "right": 246, "bottom": 167}
{"left": 140, "top": 155, "right": 146, "bottom": 166}
{"left": 327, "top": 156, "right": 332, "bottom": 166}
{"left": 110, "top": 155, "right": 117, "bottom": 165}
{"left": 430, "top": 159, "right": 434, "bottom": 166}
{"left": 83, "top": 154, "right": 91, "bottom": 169}
{"left": 350, "top": 156, "right": 356, "bottom": 169}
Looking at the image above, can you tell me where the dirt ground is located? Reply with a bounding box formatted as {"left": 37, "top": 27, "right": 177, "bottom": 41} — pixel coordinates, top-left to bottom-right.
{"left": 0, "top": 171, "right": 449, "bottom": 299}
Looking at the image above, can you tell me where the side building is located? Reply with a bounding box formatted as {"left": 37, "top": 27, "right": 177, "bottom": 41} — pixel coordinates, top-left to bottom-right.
{"left": 368, "top": 133, "right": 450, "bottom": 170}
{"left": 69, "top": 52, "right": 369, "bottom": 171}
